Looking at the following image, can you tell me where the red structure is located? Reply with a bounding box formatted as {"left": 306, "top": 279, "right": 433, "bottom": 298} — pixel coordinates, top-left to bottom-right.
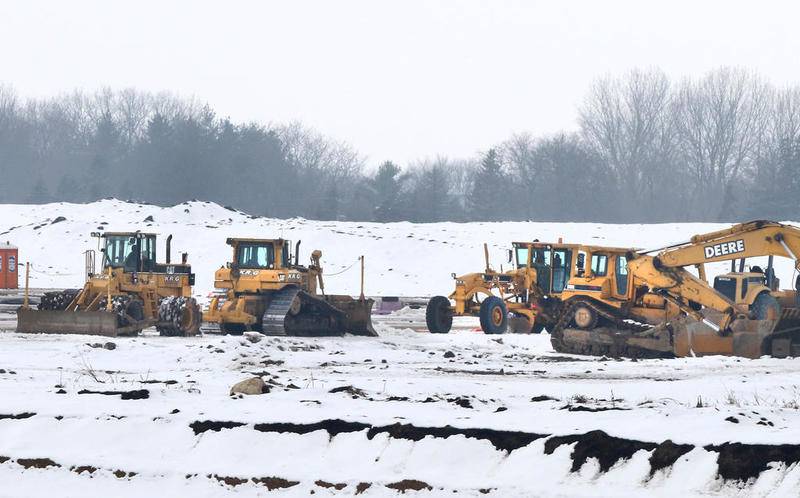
{"left": 0, "top": 242, "right": 18, "bottom": 289}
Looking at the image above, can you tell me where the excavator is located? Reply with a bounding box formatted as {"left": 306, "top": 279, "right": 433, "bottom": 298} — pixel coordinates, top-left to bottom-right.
{"left": 202, "top": 238, "right": 376, "bottom": 337}
{"left": 16, "top": 231, "right": 201, "bottom": 337}
{"left": 550, "top": 220, "right": 800, "bottom": 359}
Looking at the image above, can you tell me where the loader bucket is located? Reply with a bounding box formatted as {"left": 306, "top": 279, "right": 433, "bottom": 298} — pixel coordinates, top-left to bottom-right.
{"left": 323, "top": 295, "right": 377, "bottom": 337}
{"left": 16, "top": 308, "right": 121, "bottom": 337}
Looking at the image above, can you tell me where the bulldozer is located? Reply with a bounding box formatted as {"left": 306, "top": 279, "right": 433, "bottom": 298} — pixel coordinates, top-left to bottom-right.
{"left": 550, "top": 220, "right": 800, "bottom": 359}
{"left": 17, "top": 231, "right": 201, "bottom": 337}
{"left": 202, "top": 238, "right": 376, "bottom": 337}
{"left": 425, "top": 241, "right": 635, "bottom": 334}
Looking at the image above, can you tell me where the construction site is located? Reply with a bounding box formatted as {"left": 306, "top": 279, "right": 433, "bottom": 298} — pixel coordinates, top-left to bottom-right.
{"left": 0, "top": 199, "right": 799, "bottom": 497}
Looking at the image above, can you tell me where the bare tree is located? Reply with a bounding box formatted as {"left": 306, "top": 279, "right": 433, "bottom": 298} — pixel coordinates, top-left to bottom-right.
{"left": 674, "top": 67, "right": 773, "bottom": 219}
{"left": 579, "top": 69, "right": 676, "bottom": 220}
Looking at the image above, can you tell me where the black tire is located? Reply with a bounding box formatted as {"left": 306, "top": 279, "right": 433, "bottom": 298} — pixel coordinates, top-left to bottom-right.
{"left": 38, "top": 289, "right": 80, "bottom": 311}
{"left": 426, "top": 296, "right": 453, "bottom": 333}
{"left": 531, "top": 321, "right": 546, "bottom": 334}
{"left": 751, "top": 293, "right": 782, "bottom": 320}
{"left": 479, "top": 296, "right": 508, "bottom": 334}
{"left": 572, "top": 303, "right": 598, "bottom": 330}
{"left": 124, "top": 298, "right": 145, "bottom": 323}
{"left": 157, "top": 296, "right": 202, "bottom": 336}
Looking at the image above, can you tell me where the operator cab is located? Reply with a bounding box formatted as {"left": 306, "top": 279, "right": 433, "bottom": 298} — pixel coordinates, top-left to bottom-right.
{"left": 101, "top": 232, "right": 156, "bottom": 273}
{"left": 230, "top": 239, "right": 291, "bottom": 270}
{"left": 713, "top": 257, "right": 781, "bottom": 303}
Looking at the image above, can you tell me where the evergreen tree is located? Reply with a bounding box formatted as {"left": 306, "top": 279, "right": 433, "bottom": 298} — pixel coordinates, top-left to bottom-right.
{"left": 372, "top": 161, "right": 407, "bottom": 222}
{"left": 469, "top": 148, "right": 505, "bottom": 221}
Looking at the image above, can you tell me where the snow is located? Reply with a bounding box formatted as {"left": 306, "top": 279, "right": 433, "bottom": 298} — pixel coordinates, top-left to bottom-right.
{"left": 2, "top": 199, "right": 795, "bottom": 300}
{"left": 1, "top": 199, "right": 800, "bottom": 497}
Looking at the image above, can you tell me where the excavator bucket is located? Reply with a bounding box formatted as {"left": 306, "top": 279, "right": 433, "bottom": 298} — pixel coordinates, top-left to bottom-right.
{"left": 16, "top": 308, "right": 122, "bottom": 336}
{"left": 323, "top": 295, "right": 377, "bottom": 337}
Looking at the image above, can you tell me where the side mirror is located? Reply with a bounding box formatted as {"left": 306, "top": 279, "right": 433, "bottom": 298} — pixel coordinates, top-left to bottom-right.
{"left": 507, "top": 249, "right": 513, "bottom": 263}
{"left": 451, "top": 272, "right": 456, "bottom": 279}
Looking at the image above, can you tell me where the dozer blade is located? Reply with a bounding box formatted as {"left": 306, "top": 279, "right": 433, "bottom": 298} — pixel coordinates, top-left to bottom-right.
{"left": 260, "top": 288, "right": 377, "bottom": 337}
{"left": 323, "top": 295, "right": 377, "bottom": 337}
{"left": 16, "top": 308, "right": 121, "bottom": 337}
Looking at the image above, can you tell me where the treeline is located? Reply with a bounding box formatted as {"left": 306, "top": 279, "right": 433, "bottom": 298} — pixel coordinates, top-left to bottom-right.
{"left": 1, "top": 67, "right": 799, "bottom": 223}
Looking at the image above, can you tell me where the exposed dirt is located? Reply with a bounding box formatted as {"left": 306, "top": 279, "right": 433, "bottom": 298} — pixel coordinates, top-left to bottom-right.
{"left": 253, "top": 419, "right": 370, "bottom": 437}
{"left": 367, "top": 422, "right": 547, "bottom": 453}
{"left": 211, "top": 474, "right": 250, "bottom": 487}
{"left": 251, "top": 476, "right": 300, "bottom": 490}
{"left": 315, "top": 480, "right": 347, "bottom": 490}
{"left": 706, "top": 442, "right": 800, "bottom": 482}
{"left": 71, "top": 465, "right": 99, "bottom": 474}
{"left": 545, "top": 430, "right": 658, "bottom": 472}
{"left": 0, "top": 412, "right": 35, "bottom": 420}
{"left": 77, "top": 389, "right": 149, "bottom": 400}
{"left": 649, "top": 440, "right": 695, "bottom": 474}
{"left": 385, "top": 479, "right": 432, "bottom": 493}
{"left": 190, "top": 420, "right": 247, "bottom": 435}
{"left": 355, "top": 482, "right": 372, "bottom": 494}
{"left": 328, "top": 385, "right": 367, "bottom": 398}
{"left": 16, "top": 458, "right": 60, "bottom": 469}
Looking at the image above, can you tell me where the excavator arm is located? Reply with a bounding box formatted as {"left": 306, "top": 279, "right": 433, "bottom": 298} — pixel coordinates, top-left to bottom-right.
{"left": 654, "top": 220, "right": 800, "bottom": 271}
{"left": 626, "top": 256, "right": 739, "bottom": 330}
{"left": 627, "top": 221, "right": 800, "bottom": 331}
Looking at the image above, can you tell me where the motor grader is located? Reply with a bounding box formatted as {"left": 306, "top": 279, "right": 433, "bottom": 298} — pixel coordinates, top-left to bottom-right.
{"left": 202, "top": 238, "right": 376, "bottom": 337}
{"left": 551, "top": 220, "right": 800, "bottom": 359}
{"left": 16, "top": 232, "right": 201, "bottom": 337}
{"left": 425, "top": 241, "right": 636, "bottom": 334}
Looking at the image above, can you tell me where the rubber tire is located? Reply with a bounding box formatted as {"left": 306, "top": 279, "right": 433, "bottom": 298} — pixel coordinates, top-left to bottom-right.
{"left": 751, "top": 293, "right": 782, "bottom": 320}
{"left": 572, "top": 303, "right": 598, "bottom": 330}
{"left": 426, "top": 295, "right": 453, "bottom": 333}
{"left": 125, "top": 298, "right": 145, "bottom": 323}
{"left": 531, "top": 321, "right": 546, "bottom": 334}
{"left": 479, "top": 296, "right": 508, "bottom": 334}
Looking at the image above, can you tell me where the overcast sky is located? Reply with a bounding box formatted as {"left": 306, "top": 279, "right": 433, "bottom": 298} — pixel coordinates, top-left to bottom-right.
{"left": 2, "top": 0, "right": 799, "bottom": 165}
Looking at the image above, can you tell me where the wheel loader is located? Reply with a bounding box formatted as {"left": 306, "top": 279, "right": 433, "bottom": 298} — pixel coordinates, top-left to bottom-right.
{"left": 425, "top": 241, "right": 636, "bottom": 334}
{"left": 16, "top": 232, "right": 201, "bottom": 337}
{"left": 550, "top": 220, "right": 800, "bottom": 359}
{"left": 202, "top": 238, "right": 376, "bottom": 337}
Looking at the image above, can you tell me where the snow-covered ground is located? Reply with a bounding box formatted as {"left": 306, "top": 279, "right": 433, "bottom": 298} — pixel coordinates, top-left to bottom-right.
{"left": 2, "top": 200, "right": 800, "bottom": 497}
{"left": 2, "top": 199, "right": 795, "bottom": 299}
{"left": 2, "top": 313, "right": 800, "bottom": 497}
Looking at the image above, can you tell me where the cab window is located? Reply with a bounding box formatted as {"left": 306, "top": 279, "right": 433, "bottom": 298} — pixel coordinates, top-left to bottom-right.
{"left": 237, "top": 244, "right": 275, "bottom": 269}
{"left": 282, "top": 243, "right": 290, "bottom": 268}
{"left": 590, "top": 254, "right": 608, "bottom": 276}
{"left": 515, "top": 247, "right": 529, "bottom": 269}
{"left": 714, "top": 277, "right": 736, "bottom": 301}
{"left": 104, "top": 235, "right": 155, "bottom": 272}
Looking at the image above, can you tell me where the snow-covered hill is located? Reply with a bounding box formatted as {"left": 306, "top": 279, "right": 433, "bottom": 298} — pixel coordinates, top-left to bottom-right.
{"left": 1, "top": 199, "right": 795, "bottom": 299}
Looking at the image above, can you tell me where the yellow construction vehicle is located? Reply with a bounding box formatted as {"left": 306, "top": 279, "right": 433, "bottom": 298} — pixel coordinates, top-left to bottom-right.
{"left": 17, "top": 232, "right": 201, "bottom": 337}
{"left": 425, "top": 241, "right": 635, "bottom": 334}
{"left": 550, "top": 220, "right": 800, "bottom": 358}
{"left": 203, "top": 238, "right": 376, "bottom": 337}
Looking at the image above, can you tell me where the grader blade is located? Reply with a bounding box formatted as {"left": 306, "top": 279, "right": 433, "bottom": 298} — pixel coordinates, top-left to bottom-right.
{"left": 16, "top": 308, "right": 121, "bottom": 337}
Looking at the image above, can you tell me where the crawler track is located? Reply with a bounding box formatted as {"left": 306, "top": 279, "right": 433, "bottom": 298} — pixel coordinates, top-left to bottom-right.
{"left": 550, "top": 299, "right": 674, "bottom": 359}
{"left": 261, "top": 287, "right": 346, "bottom": 337}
